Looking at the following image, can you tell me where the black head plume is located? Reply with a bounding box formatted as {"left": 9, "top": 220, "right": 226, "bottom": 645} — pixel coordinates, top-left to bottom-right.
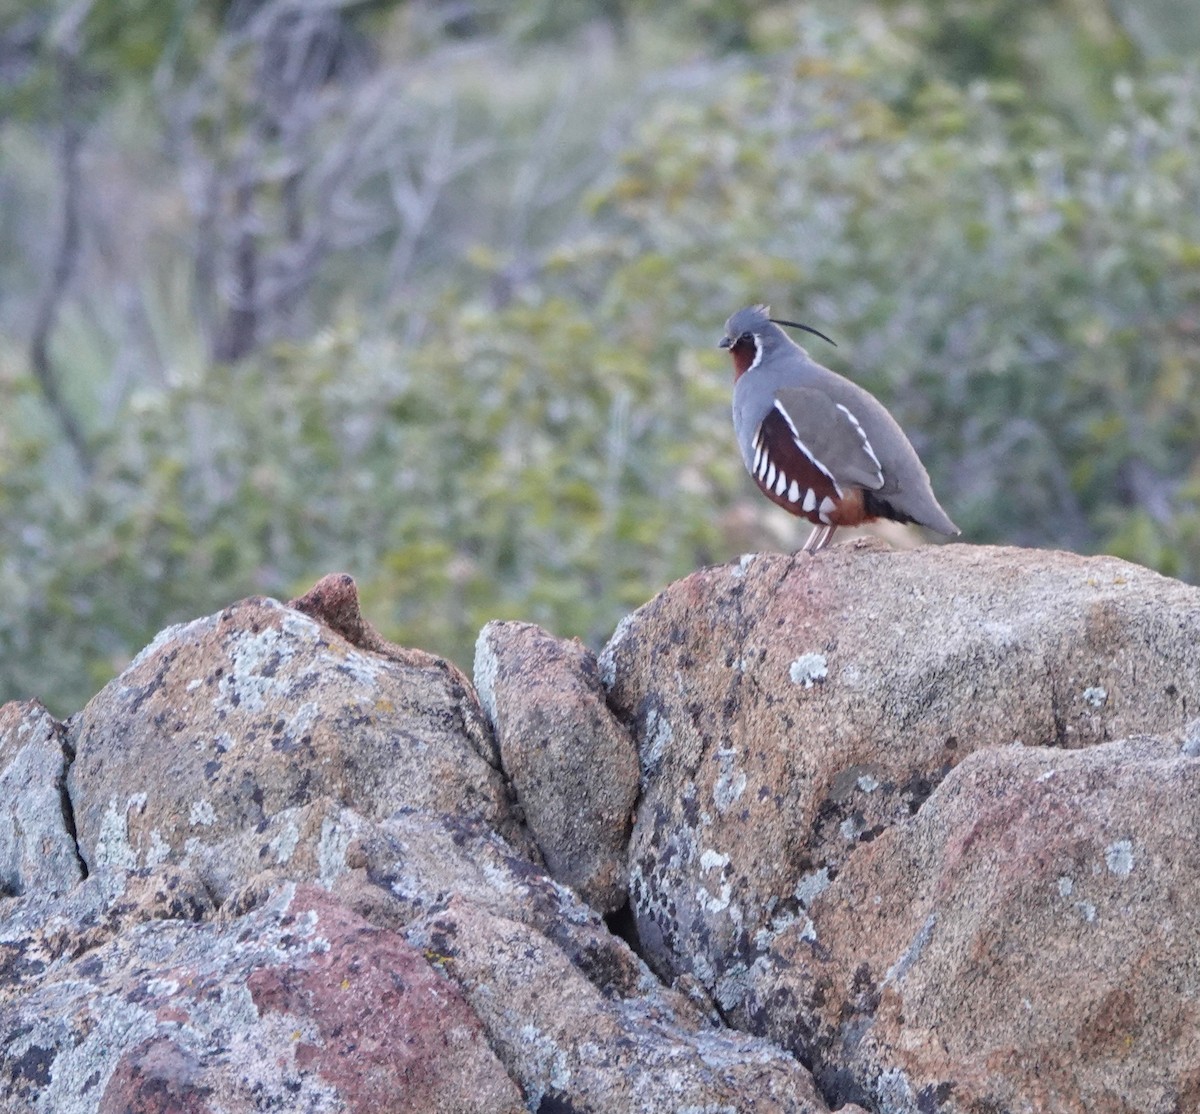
{"left": 769, "top": 317, "right": 837, "bottom": 348}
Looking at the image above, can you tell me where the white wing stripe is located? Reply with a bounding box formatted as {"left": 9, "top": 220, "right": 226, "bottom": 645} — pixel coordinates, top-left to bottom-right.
{"left": 772, "top": 399, "right": 803, "bottom": 441}
{"left": 834, "top": 403, "right": 885, "bottom": 486}
{"left": 770, "top": 401, "right": 843, "bottom": 498}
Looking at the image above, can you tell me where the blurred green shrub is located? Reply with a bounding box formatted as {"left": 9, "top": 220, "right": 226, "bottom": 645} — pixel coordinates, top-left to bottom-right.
{"left": 2, "top": 2, "right": 1199, "bottom": 715}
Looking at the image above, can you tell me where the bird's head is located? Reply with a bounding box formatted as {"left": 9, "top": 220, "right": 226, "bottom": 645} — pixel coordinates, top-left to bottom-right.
{"left": 719, "top": 304, "right": 835, "bottom": 379}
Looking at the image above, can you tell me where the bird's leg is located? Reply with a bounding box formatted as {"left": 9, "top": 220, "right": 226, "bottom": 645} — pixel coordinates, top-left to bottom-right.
{"left": 814, "top": 524, "right": 837, "bottom": 552}
{"left": 801, "top": 524, "right": 836, "bottom": 553}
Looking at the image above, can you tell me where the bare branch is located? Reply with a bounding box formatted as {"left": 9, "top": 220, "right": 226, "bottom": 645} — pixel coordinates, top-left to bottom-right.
{"left": 385, "top": 102, "right": 496, "bottom": 292}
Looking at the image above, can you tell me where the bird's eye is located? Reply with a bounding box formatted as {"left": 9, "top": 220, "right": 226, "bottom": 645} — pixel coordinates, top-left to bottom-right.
{"left": 740, "top": 332, "right": 754, "bottom": 344}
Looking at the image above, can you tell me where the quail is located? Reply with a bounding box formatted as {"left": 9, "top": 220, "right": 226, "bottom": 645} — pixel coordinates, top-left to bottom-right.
{"left": 720, "top": 304, "right": 959, "bottom": 553}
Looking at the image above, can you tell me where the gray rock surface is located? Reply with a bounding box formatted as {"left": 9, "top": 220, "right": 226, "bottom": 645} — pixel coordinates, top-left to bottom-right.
{"left": 0, "top": 864, "right": 214, "bottom": 996}
{"left": 67, "top": 595, "right": 530, "bottom": 899}
{"left": 406, "top": 897, "right": 838, "bottom": 1113}
{"left": 0, "top": 701, "right": 83, "bottom": 896}
{"left": 474, "top": 619, "right": 639, "bottom": 912}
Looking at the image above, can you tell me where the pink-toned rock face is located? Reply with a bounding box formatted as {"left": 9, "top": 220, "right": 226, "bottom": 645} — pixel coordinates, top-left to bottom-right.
{"left": 66, "top": 597, "right": 529, "bottom": 897}
{"left": 601, "top": 543, "right": 1200, "bottom": 1109}
{"left": 237, "top": 888, "right": 522, "bottom": 1114}
{"left": 748, "top": 737, "right": 1200, "bottom": 1113}
{"left": 11, "top": 884, "right": 524, "bottom": 1114}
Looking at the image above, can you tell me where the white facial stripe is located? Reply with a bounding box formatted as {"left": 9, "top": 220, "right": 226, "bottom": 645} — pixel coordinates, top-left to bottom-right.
{"left": 835, "top": 402, "right": 884, "bottom": 485}
{"left": 747, "top": 335, "right": 764, "bottom": 374}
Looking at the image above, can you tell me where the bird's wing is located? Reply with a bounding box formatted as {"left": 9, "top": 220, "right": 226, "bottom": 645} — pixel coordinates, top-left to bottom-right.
{"left": 768, "top": 386, "right": 886, "bottom": 491}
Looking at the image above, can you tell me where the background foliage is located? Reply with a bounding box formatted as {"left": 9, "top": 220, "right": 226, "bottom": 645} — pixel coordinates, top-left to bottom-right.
{"left": 3, "top": 0, "right": 1200, "bottom": 715}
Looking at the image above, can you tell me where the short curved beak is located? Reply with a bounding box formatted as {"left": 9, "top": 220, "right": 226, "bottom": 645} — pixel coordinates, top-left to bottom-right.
{"left": 718, "top": 336, "right": 732, "bottom": 349}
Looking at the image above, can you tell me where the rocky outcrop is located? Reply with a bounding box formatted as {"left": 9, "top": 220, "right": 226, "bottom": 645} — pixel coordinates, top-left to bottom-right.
{"left": 0, "top": 574, "right": 844, "bottom": 1114}
{"left": 602, "top": 541, "right": 1200, "bottom": 1112}
{"left": 2, "top": 548, "right": 1199, "bottom": 1113}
